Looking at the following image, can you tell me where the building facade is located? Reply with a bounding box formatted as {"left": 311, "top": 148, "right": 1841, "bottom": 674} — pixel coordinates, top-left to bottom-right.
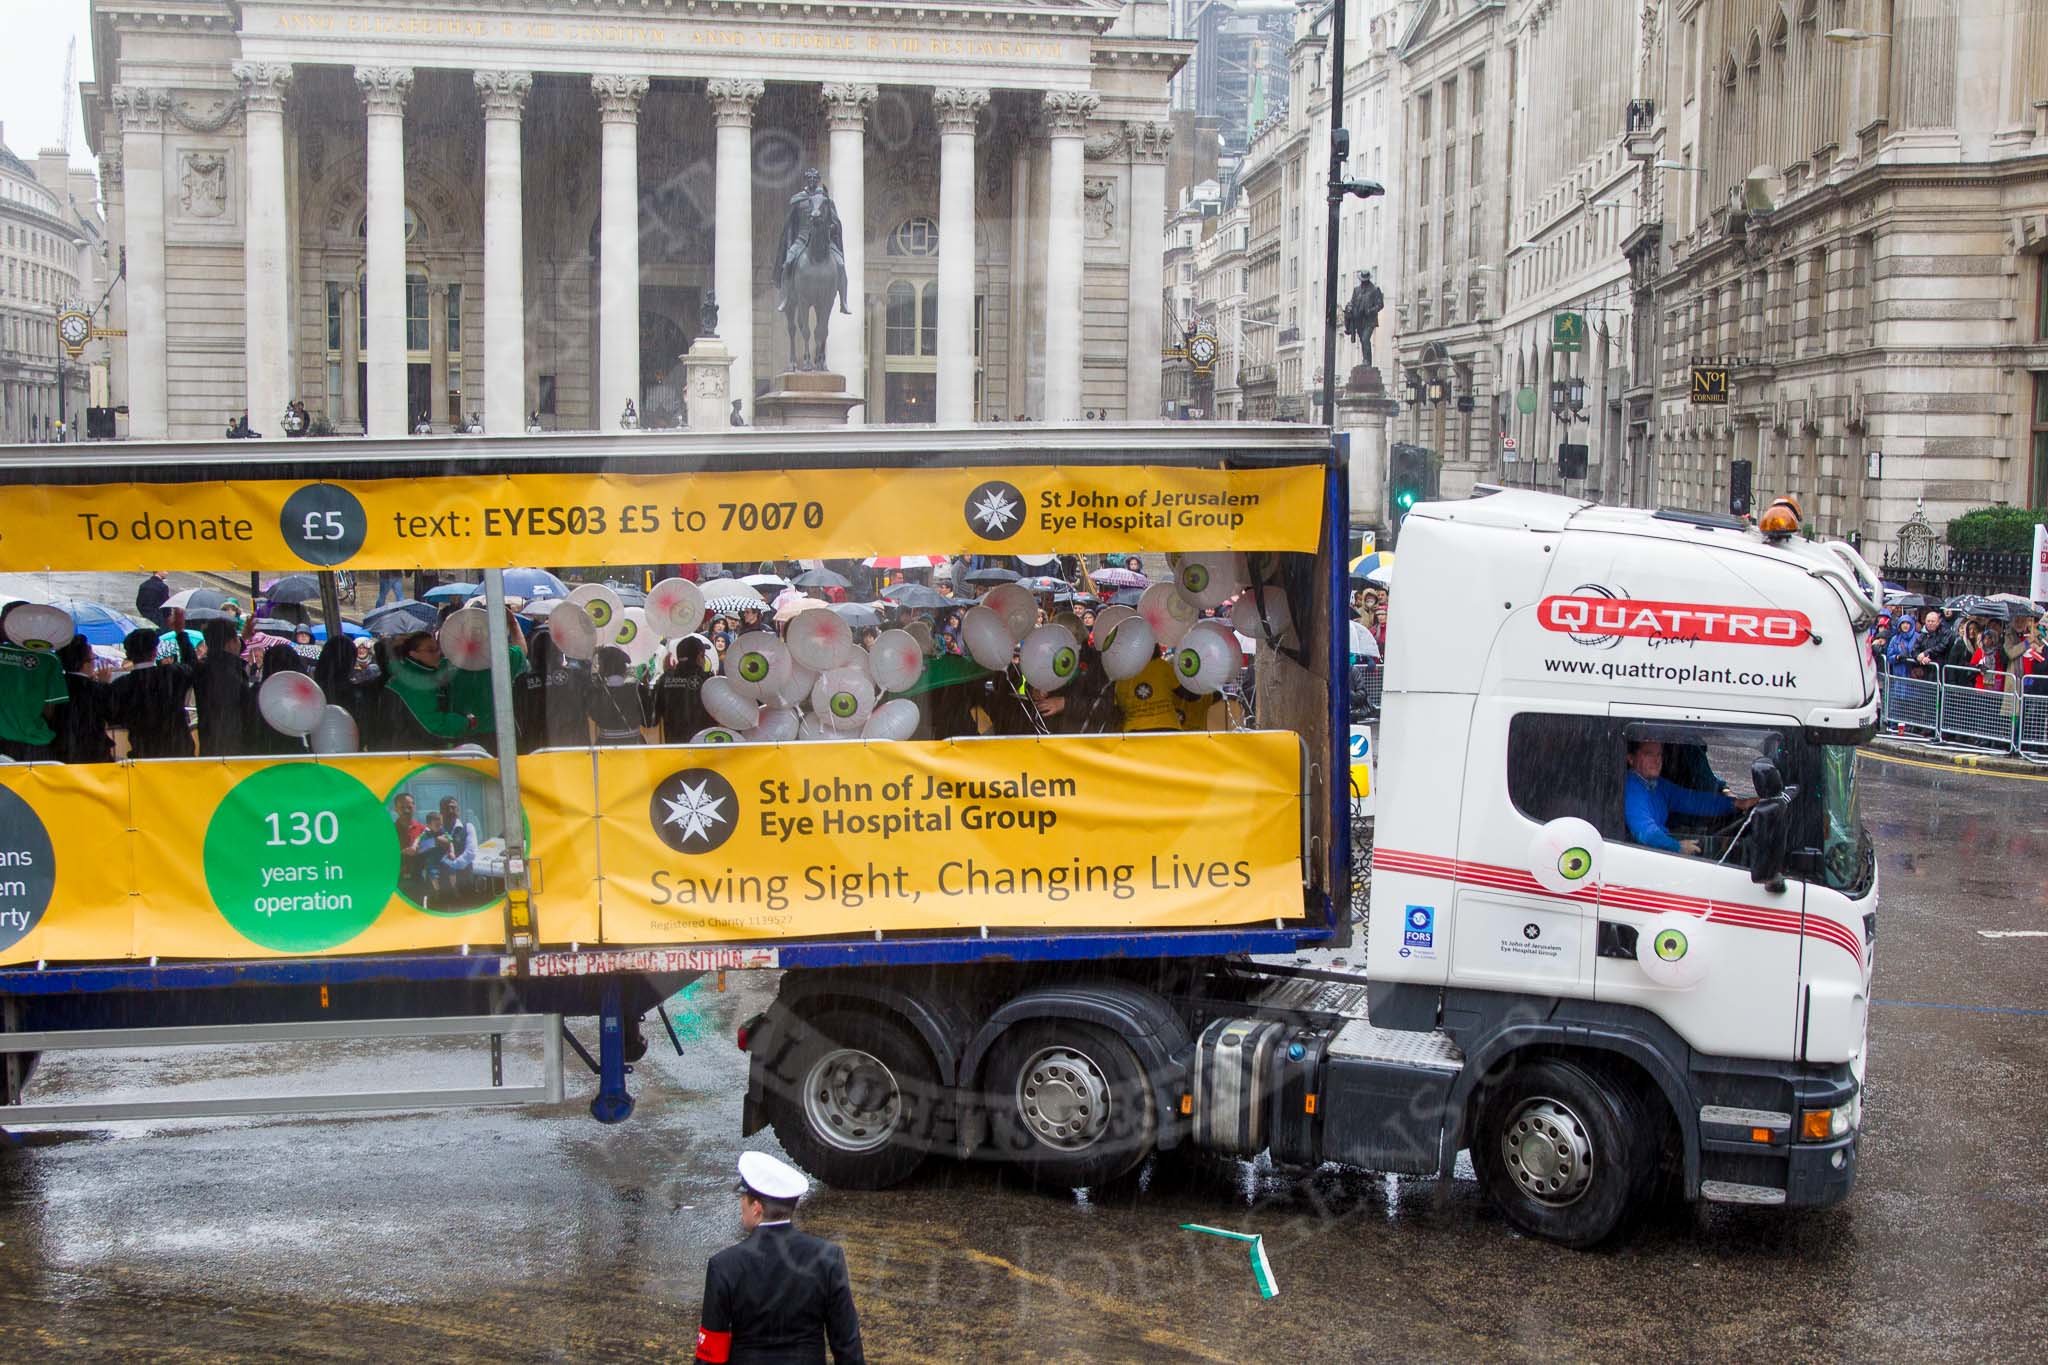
{"left": 1, "top": 128, "right": 104, "bottom": 444}
{"left": 84, "top": 0, "right": 1186, "bottom": 441}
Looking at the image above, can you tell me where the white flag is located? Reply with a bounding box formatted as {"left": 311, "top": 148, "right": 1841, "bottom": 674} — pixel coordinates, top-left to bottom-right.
{"left": 2034, "top": 522, "right": 2048, "bottom": 604}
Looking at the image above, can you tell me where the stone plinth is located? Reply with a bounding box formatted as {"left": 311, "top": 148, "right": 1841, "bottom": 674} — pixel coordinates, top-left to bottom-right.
{"left": 1337, "top": 390, "right": 1400, "bottom": 529}
{"left": 683, "top": 337, "right": 734, "bottom": 433}
{"left": 752, "top": 370, "right": 861, "bottom": 429}
{"left": 1346, "top": 364, "right": 1385, "bottom": 395}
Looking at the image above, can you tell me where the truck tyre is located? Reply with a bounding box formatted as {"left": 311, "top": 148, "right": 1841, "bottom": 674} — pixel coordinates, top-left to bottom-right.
{"left": 985, "top": 1021, "right": 1156, "bottom": 1188}
{"left": 1471, "top": 1057, "right": 1659, "bottom": 1248}
{"left": 766, "top": 1010, "right": 937, "bottom": 1190}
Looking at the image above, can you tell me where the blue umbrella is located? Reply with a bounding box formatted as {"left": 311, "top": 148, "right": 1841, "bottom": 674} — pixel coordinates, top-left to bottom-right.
{"left": 466, "top": 568, "right": 567, "bottom": 603}
{"left": 155, "top": 628, "right": 203, "bottom": 661}
{"left": 52, "top": 599, "right": 146, "bottom": 647}
{"left": 307, "top": 622, "right": 371, "bottom": 642}
{"left": 424, "top": 582, "right": 479, "bottom": 603}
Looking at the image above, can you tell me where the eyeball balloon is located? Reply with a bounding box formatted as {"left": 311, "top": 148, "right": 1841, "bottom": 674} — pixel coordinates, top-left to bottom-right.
{"left": 1098, "top": 615, "right": 1158, "bottom": 681}
{"left": 1092, "top": 604, "right": 1137, "bottom": 643}
{"left": 7, "top": 604, "right": 73, "bottom": 652}
{"left": 1228, "top": 586, "right": 1296, "bottom": 648}
{"left": 811, "top": 666, "right": 877, "bottom": 728}
{"left": 614, "top": 607, "right": 658, "bottom": 670}
{"left": 568, "top": 583, "right": 624, "bottom": 644}
{"left": 769, "top": 662, "right": 819, "bottom": 710}
{"left": 1528, "top": 818, "right": 1603, "bottom": 896}
{"left": 982, "top": 583, "right": 1038, "bottom": 640}
{"left": 904, "top": 621, "right": 937, "bottom": 657}
{"left": 747, "top": 707, "right": 801, "bottom": 743}
{"left": 438, "top": 606, "right": 493, "bottom": 671}
{"left": 646, "top": 577, "right": 707, "bottom": 638}
{"left": 1138, "top": 582, "right": 1200, "bottom": 650}
{"left": 785, "top": 606, "right": 854, "bottom": 672}
{"left": 798, "top": 712, "right": 830, "bottom": 740}
{"left": 547, "top": 602, "right": 599, "bottom": 661}
{"left": 867, "top": 629, "right": 924, "bottom": 694}
{"left": 862, "top": 697, "right": 920, "bottom": 741}
{"left": 257, "top": 670, "right": 325, "bottom": 737}
{"left": 1637, "top": 912, "right": 1711, "bottom": 989}
{"left": 1172, "top": 620, "right": 1240, "bottom": 695}
{"left": 309, "top": 703, "right": 360, "bottom": 754}
{"left": 691, "top": 726, "right": 744, "bottom": 745}
{"left": 962, "top": 606, "right": 1017, "bottom": 671}
{"left": 1177, "top": 552, "right": 1247, "bottom": 610}
{"left": 724, "top": 631, "right": 793, "bottom": 701}
{"left": 701, "top": 675, "right": 762, "bottom": 731}
{"left": 1019, "top": 624, "right": 1081, "bottom": 692}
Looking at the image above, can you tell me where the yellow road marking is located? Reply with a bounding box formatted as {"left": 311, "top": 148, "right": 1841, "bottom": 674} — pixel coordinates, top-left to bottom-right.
{"left": 963, "top": 1249, "right": 1237, "bottom": 1363}
{"left": 1861, "top": 749, "right": 2048, "bottom": 783}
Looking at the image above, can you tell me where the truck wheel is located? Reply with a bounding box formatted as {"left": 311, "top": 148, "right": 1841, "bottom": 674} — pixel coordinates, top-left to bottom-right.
{"left": 766, "top": 1010, "right": 936, "bottom": 1190}
{"left": 1471, "top": 1058, "right": 1658, "bottom": 1248}
{"left": 985, "top": 1021, "right": 1156, "bottom": 1188}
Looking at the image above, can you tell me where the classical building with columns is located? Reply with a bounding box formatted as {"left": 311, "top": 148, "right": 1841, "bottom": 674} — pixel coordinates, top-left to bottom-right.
{"left": 83, "top": 0, "right": 1184, "bottom": 438}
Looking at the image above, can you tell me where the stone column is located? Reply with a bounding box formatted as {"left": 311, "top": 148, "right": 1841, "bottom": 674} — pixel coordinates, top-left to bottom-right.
{"left": 709, "top": 79, "right": 764, "bottom": 420}
{"left": 356, "top": 66, "right": 413, "bottom": 437}
{"left": 100, "top": 147, "right": 127, "bottom": 418}
{"left": 1125, "top": 120, "right": 1172, "bottom": 422}
{"left": 428, "top": 282, "right": 450, "bottom": 428}
{"left": 932, "top": 88, "right": 988, "bottom": 425}
{"left": 1006, "top": 140, "right": 1034, "bottom": 418}
{"left": 1040, "top": 92, "right": 1097, "bottom": 422}
{"left": 111, "top": 86, "right": 169, "bottom": 439}
{"left": 235, "top": 63, "right": 293, "bottom": 438}
{"left": 592, "top": 75, "right": 647, "bottom": 431}
{"left": 820, "top": 83, "right": 875, "bottom": 408}
{"left": 339, "top": 283, "right": 360, "bottom": 431}
{"left": 476, "top": 70, "right": 531, "bottom": 435}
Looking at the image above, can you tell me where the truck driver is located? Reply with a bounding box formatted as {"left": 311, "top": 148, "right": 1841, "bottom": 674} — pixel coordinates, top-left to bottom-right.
{"left": 1623, "top": 739, "right": 1757, "bottom": 856}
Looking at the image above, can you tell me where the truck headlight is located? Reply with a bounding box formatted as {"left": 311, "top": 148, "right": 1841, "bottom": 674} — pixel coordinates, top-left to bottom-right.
{"left": 1801, "top": 1095, "right": 1859, "bottom": 1140}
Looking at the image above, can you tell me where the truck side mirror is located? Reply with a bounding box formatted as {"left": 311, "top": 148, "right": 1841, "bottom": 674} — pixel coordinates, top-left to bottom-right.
{"left": 1748, "top": 800, "right": 1788, "bottom": 891}
{"left": 1750, "top": 757, "right": 1784, "bottom": 799}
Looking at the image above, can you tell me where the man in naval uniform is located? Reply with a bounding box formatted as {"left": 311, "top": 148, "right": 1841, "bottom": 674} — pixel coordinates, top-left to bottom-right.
{"left": 693, "top": 1151, "right": 865, "bottom": 1364}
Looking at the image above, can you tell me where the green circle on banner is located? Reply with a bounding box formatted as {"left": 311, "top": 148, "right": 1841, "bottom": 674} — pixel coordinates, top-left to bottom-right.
{"left": 204, "top": 764, "right": 399, "bottom": 952}
{"left": 1515, "top": 386, "right": 1539, "bottom": 415}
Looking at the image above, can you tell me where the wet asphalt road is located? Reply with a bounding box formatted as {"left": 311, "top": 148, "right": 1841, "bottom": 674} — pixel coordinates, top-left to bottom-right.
{"left": 2, "top": 752, "right": 2044, "bottom": 1362}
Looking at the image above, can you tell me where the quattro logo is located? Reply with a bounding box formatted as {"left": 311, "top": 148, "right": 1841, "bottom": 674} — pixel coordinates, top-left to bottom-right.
{"left": 650, "top": 768, "right": 740, "bottom": 854}
{"left": 1537, "top": 594, "right": 1811, "bottom": 647}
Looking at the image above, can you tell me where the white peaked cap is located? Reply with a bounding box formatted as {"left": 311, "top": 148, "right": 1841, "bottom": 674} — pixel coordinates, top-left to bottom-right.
{"left": 738, "top": 1150, "right": 809, "bottom": 1202}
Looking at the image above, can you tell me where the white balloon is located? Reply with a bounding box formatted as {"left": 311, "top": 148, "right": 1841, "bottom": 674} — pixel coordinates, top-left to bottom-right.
{"left": 547, "top": 602, "right": 599, "bottom": 661}
{"left": 747, "top": 707, "right": 802, "bottom": 743}
{"left": 811, "top": 665, "right": 877, "bottom": 727}
{"left": 1019, "top": 623, "right": 1082, "bottom": 692}
{"left": 568, "top": 583, "right": 625, "bottom": 643}
{"left": 645, "top": 577, "right": 707, "bottom": 638}
{"left": 868, "top": 629, "right": 925, "bottom": 694}
{"left": 785, "top": 606, "right": 854, "bottom": 672}
{"left": 1228, "top": 586, "right": 1296, "bottom": 648}
{"left": 1172, "top": 620, "right": 1240, "bottom": 695}
{"left": 257, "top": 670, "right": 325, "bottom": 737}
{"left": 1138, "top": 582, "right": 1200, "bottom": 650}
{"left": 962, "top": 605, "right": 1017, "bottom": 671}
{"left": 1528, "top": 818, "right": 1603, "bottom": 897}
{"left": 724, "top": 631, "right": 793, "bottom": 701}
{"left": 615, "top": 607, "right": 658, "bottom": 669}
{"left": 1177, "top": 552, "right": 1247, "bottom": 610}
{"left": 862, "top": 697, "right": 920, "bottom": 741}
{"left": 701, "top": 675, "right": 762, "bottom": 731}
{"left": 982, "top": 582, "right": 1038, "bottom": 639}
{"left": 7, "top": 604, "right": 73, "bottom": 652}
{"left": 309, "top": 703, "right": 360, "bottom": 754}
{"left": 1637, "top": 912, "right": 1711, "bottom": 989}
{"left": 691, "top": 725, "right": 744, "bottom": 744}
{"left": 438, "top": 606, "right": 494, "bottom": 671}
{"left": 1099, "top": 615, "right": 1158, "bottom": 681}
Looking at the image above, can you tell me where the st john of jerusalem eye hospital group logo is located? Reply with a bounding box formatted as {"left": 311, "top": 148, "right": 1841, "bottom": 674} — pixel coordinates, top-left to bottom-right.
{"left": 965, "top": 479, "right": 1026, "bottom": 541}
{"left": 650, "top": 768, "right": 741, "bottom": 854}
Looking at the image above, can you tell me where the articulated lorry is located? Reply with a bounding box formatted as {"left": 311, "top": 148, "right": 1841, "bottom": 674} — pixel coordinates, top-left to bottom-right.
{"left": 0, "top": 425, "right": 1879, "bottom": 1246}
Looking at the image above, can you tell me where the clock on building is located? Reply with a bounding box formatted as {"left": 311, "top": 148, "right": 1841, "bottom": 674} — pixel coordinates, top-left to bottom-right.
{"left": 1188, "top": 331, "right": 1219, "bottom": 372}
{"left": 58, "top": 310, "right": 91, "bottom": 354}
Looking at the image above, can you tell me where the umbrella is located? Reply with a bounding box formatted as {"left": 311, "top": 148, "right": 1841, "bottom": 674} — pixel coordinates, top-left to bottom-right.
{"left": 1091, "top": 566, "right": 1149, "bottom": 590}
{"left": 1365, "top": 564, "right": 1393, "bottom": 588}
{"left": 1943, "top": 593, "right": 1992, "bottom": 617}
{"left": 163, "top": 586, "right": 232, "bottom": 613}
{"left": 155, "top": 628, "right": 203, "bottom": 661}
{"left": 742, "top": 572, "right": 792, "bottom": 591}
{"left": 262, "top": 574, "right": 322, "bottom": 604}
{"left": 602, "top": 581, "right": 648, "bottom": 607}
{"left": 307, "top": 622, "right": 372, "bottom": 642}
{"left": 423, "top": 582, "right": 478, "bottom": 603}
{"left": 1019, "top": 576, "right": 1068, "bottom": 594}
{"left": 862, "top": 556, "right": 944, "bottom": 570}
{"left": 181, "top": 607, "right": 232, "bottom": 624}
{"left": 774, "top": 595, "right": 831, "bottom": 622}
{"left": 966, "top": 567, "right": 1021, "bottom": 585}
{"left": 363, "top": 599, "right": 440, "bottom": 636}
{"left": 1349, "top": 551, "right": 1395, "bottom": 582}
{"left": 831, "top": 602, "right": 883, "bottom": 630}
{"left": 880, "top": 582, "right": 957, "bottom": 610}
{"left": 794, "top": 568, "right": 851, "bottom": 591}
{"left": 1109, "top": 589, "right": 1146, "bottom": 607}
{"left": 48, "top": 599, "right": 145, "bottom": 647}
{"left": 705, "top": 594, "right": 768, "bottom": 618}
{"left": 467, "top": 568, "right": 568, "bottom": 603}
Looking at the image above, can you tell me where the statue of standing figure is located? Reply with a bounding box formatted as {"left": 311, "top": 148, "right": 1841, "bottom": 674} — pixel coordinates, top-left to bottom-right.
{"left": 1342, "top": 271, "right": 1385, "bottom": 369}
{"left": 776, "top": 169, "right": 851, "bottom": 372}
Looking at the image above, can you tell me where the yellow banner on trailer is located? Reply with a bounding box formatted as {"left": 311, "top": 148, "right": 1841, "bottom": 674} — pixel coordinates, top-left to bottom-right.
{"left": 0, "top": 464, "right": 1325, "bottom": 573}
{"left": 0, "top": 734, "right": 1304, "bottom": 966}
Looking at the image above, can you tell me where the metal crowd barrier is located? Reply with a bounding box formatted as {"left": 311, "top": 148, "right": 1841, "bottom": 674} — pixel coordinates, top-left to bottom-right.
{"left": 1878, "top": 666, "right": 2047, "bottom": 758}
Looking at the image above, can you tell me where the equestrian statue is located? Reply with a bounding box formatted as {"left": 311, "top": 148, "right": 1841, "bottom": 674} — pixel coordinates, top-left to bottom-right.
{"left": 776, "top": 168, "right": 851, "bottom": 373}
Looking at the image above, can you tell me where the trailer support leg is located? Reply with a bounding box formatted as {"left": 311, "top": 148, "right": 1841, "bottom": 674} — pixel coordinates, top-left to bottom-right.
{"left": 590, "top": 981, "right": 635, "bottom": 1124}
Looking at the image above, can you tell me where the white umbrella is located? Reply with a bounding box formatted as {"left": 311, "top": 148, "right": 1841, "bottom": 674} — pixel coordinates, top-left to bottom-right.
{"left": 742, "top": 572, "right": 792, "bottom": 590}
{"left": 1366, "top": 564, "right": 1393, "bottom": 587}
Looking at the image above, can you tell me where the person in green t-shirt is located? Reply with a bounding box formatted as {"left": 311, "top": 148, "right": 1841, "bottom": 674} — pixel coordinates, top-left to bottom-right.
{"left": 0, "top": 601, "right": 69, "bottom": 759}
{"left": 370, "top": 611, "right": 527, "bottom": 750}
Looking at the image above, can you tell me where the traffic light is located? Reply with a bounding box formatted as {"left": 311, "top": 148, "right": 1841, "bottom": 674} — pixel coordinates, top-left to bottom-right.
{"left": 1389, "top": 443, "right": 1432, "bottom": 517}
{"left": 1730, "top": 459, "right": 1754, "bottom": 517}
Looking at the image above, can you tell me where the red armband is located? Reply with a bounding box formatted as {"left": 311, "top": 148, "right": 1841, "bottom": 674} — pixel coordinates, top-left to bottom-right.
{"left": 695, "top": 1327, "right": 732, "bottom": 1364}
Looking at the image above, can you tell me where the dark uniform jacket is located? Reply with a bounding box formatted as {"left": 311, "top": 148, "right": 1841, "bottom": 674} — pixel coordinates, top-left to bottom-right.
{"left": 694, "top": 1222, "right": 864, "bottom": 1365}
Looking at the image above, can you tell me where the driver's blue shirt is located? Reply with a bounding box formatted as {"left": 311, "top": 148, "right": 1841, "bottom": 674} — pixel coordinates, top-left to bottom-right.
{"left": 1624, "top": 772, "right": 1734, "bottom": 852}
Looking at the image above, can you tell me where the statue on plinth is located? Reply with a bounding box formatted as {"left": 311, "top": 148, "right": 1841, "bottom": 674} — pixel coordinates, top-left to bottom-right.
{"left": 1342, "top": 271, "right": 1385, "bottom": 370}
{"left": 776, "top": 169, "right": 851, "bottom": 372}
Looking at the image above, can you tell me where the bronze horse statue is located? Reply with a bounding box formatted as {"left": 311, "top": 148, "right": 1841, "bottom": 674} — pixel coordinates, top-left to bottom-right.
{"left": 782, "top": 199, "right": 845, "bottom": 373}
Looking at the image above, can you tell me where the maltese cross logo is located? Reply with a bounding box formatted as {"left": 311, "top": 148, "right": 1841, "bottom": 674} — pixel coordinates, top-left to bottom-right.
{"left": 650, "top": 768, "right": 740, "bottom": 853}
{"left": 964, "top": 479, "right": 1026, "bottom": 541}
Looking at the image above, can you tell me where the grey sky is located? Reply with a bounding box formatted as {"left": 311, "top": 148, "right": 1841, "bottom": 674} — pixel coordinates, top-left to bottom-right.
{"left": 0, "top": 1, "right": 97, "bottom": 165}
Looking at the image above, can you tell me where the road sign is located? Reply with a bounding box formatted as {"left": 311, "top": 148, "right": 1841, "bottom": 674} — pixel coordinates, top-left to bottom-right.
{"left": 1690, "top": 365, "right": 1730, "bottom": 405}
{"left": 1502, "top": 434, "right": 1517, "bottom": 452}
{"left": 1552, "top": 312, "right": 1586, "bottom": 353}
